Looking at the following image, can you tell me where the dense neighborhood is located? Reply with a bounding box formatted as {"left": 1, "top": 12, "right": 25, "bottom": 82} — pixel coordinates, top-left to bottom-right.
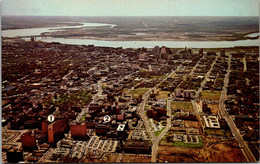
{"left": 2, "top": 38, "right": 259, "bottom": 163}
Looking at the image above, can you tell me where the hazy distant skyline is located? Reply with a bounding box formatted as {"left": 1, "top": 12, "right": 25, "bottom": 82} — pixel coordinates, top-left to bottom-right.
{"left": 2, "top": 0, "right": 259, "bottom": 17}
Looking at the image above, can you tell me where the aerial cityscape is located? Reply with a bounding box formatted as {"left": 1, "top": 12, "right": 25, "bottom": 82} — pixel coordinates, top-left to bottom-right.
{"left": 1, "top": 0, "right": 259, "bottom": 163}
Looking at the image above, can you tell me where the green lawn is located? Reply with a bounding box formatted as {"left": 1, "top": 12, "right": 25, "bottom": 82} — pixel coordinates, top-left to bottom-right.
{"left": 172, "top": 138, "right": 203, "bottom": 148}
{"left": 154, "top": 127, "right": 165, "bottom": 136}
{"left": 145, "top": 105, "right": 151, "bottom": 110}
{"left": 161, "top": 135, "right": 167, "bottom": 140}
{"left": 200, "top": 91, "right": 221, "bottom": 100}
{"left": 81, "top": 113, "right": 88, "bottom": 121}
{"left": 127, "top": 88, "right": 149, "bottom": 99}
{"left": 201, "top": 90, "right": 221, "bottom": 95}
{"left": 171, "top": 101, "right": 193, "bottom": 112}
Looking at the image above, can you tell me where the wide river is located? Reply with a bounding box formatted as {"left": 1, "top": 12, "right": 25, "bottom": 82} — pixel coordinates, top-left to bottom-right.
{"left": 2, "top": 22, "right": 259, "bottom": 48}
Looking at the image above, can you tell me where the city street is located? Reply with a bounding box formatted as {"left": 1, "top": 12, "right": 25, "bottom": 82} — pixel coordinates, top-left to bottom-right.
{"left": 137, "top": 66, "right": 181, "bottom": 162}
{"left": 151, "top": 96, "right": 172, "bottom": 162}
{"left": 218, "top": 55, "right": 256, "bottom": 162}
{"left": 195, "top": 54, "right": 218, "bottom": 98}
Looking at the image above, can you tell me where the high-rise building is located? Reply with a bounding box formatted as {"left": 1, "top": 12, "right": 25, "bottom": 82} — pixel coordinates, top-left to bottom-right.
{"left": 70, "top": 122, "right": 87, "bottom": 138}
{"left": 48, "top": 119, "right": 69, "bottom": 145}
{"left": 153, "top": 46, "right": 160, "bottom": 58}
{"left": 160, "top": 46, "right": 168, "bottom": 60}
{"left": 188, "top": 48, "right": 192, "bottom": 55}
{"left": 161, "top": 53, "right": 168, "bottom": 60}
{"left": 199, "top": 48, "right": 204, "bottom": 55}
{"left": 21, "top": 131, "right": 37, "bottom": 151}
{"left": 221, "top": 50, "right": 226, "bottom": 57}
{"left": 160, "top": 46, "right": 167, "bottom": 55}
{"left": 31, "top": 37, "right": 35, "bottom": 42}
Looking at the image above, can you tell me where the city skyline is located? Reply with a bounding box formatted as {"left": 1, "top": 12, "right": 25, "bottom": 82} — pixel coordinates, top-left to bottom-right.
{"left": 2, "top": 0, "right": 259, "bottom": 17}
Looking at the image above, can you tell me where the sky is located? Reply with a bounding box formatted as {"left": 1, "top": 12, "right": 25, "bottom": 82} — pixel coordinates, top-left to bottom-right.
{"left": 1, "top": 0, "right": 259, "bottom": 16}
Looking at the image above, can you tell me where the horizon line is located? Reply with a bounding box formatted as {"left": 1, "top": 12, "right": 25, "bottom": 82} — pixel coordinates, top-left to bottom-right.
{"left": 2, "top": 15, "right": 259, "bottom": 17}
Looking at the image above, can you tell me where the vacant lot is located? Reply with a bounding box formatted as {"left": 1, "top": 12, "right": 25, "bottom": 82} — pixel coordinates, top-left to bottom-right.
{"left": 171, "top": 101, "right": 194, "bottom": 112}
{"left": 158, "top": 138, "right": 246, "bottom": 163}
{"left": 184, "top": 121, "right": 200, "bottom": 128}
{"left": 200, "top": 91, "right": 221, "bottom": 100}
{"left": 120, "top": 154, "right": 151, "bottom": 163}
{"left": 208, "top": 104, "right": 220, "bottom": 114}
{"left": 156, "top": 90, "right": 170, "bottom": 99}
{"left": 127, "top": 88, "right": 149, "bottom": 99}
{"left": 204, "top": 128, "right": 232, "bottom": 138}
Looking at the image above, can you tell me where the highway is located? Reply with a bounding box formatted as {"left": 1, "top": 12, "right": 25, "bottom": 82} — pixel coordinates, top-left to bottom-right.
{"left": 140, "top": 63, "right": 199, "bottom": 162}
{"left": 137, "top": 66, "right": 181, "bottom": 162}
{"left": 218, "top": 54, "right": 256, "bottom": 162}
{"left": 151, "top": 96, "right": 172, "bottom": 162}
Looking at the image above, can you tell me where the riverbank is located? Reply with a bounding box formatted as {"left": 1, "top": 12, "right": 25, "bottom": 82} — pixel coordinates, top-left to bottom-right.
{"left": 28, "top": 37, "right": 259, "bottom": 49}
{"left": 41, "top": 28, "right": 259, "bottom": 42}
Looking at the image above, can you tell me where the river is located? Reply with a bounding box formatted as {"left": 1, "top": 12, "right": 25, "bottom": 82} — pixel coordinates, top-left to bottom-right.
{"left": 246, "top": 32, "right": 259, "bottom": 38}
{"left": 1, "top": 22, "right": 116, "bottom": 38}
{"left": 2, "top": 22, "right": 259, "bottom": 48}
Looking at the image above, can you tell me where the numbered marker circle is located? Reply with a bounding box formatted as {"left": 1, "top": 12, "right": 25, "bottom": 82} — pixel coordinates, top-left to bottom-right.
{"left": 103, "top": 115, "right": 111, "bottom": 123}
{"left": 47, "top": 115, "right": 55, "bottom": 122}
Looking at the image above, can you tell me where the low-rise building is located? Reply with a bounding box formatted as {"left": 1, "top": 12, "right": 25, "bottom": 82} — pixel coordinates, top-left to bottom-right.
{"left": 202, "top": 115, "right": 220, "bottom": 129}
